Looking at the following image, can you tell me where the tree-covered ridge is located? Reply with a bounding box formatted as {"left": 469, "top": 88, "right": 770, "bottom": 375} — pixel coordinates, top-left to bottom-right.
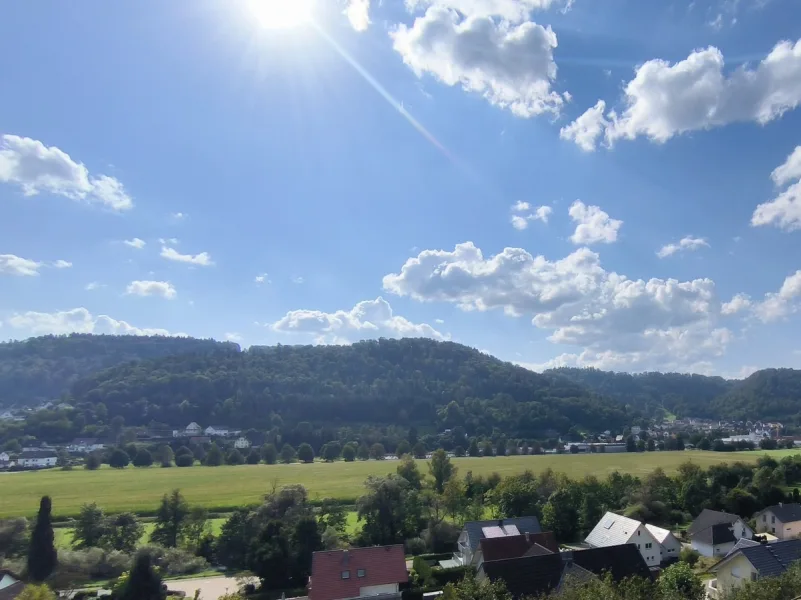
{"left": 546, "top": 367, "right": 734, "bottom": 418}
{"left": 70, "top": 338, "right": 634, "bottom": 436}
{"left": 711, "top": 368, "right": 801, "bottom": 421}
{"left": 0, "top": 334, "right": 237, "bottom": 406}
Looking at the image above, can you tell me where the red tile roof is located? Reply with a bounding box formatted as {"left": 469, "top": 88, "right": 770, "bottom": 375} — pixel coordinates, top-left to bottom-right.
{"left": 309, "top": 545, "right": 408, "bottom": 600}
{"left": 480, "top": 532, "right": 559, "bottom": 562}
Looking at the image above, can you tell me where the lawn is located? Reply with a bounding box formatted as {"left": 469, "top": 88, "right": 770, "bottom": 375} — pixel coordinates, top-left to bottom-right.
{"left": 0, "top": 451, "right": 789, "bottom": 518}
{"left": 52, "top": 519, "right": 227, "bottom": 550}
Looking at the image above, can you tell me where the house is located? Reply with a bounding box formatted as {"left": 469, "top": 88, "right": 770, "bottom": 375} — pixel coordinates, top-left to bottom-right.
{"left": 176, "top": 422, "right": 203, "bottom": 437}
{"left": 687, "top": 509, "right": 754, "bottom": 557}
{"left": 755, "top": 503, "right": 801, "bottom": 539}
{"left": 707, "top": 538, "right": 801, "bottom": 599}
{"left": 644, "top": 524, "right": 682, "bottom": 563}
{"left": 234, "top": 436, "right": 252, "bottom": 449}
{"left": 477, "top": 544, "right": 651, "bottom": 599}
{"left": 308, "top": 545, "right": 407, "bottom": 600}
{"left": 67, "top": 438, "right": 106, "bottom": 454}
{"left": 479, "top": 533, "right": 559, "bottom": 563}
{"left": 584, "top": 512, "right": 660, "bottom": 567}
{"left": 0, "top": 569, "right": 25, "bottom": 600}
{"left": 17, "top": 450, "right": 57, "bottom": 468}
{"left": 455, "top": 517, "right": 542, "bottom": 566}
{"left": 205, "top": 425, "right": 238, "bottom": 437}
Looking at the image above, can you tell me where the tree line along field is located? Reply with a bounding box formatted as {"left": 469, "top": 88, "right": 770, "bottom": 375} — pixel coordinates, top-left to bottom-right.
{"left": 1, "top": 450, "right": 790, "bottom": 518}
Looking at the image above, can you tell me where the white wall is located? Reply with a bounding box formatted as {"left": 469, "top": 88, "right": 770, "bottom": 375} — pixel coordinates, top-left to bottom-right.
{"left": 659, "top": 534, "right": 682, "bottom": 561}
{"left": 733, "top": 519, "right": 753, "bottom": 540}
{"left": 692, "top": 540, "right": 714, "bottom": 557}
{"left": 360, "top": 584, "right": 399, "bottom": 597}
{"left": 629, "top": 524, "right": 661, "bottom": 567}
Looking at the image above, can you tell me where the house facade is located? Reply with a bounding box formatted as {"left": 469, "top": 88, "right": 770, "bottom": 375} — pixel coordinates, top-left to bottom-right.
{"left": 234, "top": 436, "right": 252, "bottom": 449}
{"left": 308, "top": 545, "right": 407, "bottom": 600}
{"left": 644, "top": 524, "right": 681, "bottom": 563}
{"left": 174, "top": 422, "right": 203, "bottom": 437}
{"left": 455, "top": 517, "right": 542, "bottom": 566}
{"left": 755, "top": 504, "right": 801, "bottom": 539}
{"left": 585, "top": 512, "right": 660, "bottom": 567}
{"left": 707, "top": 539, "right": 801, "bottom": 599}
{"left": 17, "top": 450, "right": 57, "bottom": 468}
{"left": 688, "top": 509, "right": 753, "bottom": 557}
{"left": 205, "top": 425, "right": 238, "bottom": 437}
{"left": 67, "top": 438, "right": 106, "bottom": 454}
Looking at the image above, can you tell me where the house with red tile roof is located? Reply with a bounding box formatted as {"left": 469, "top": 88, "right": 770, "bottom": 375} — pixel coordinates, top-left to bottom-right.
{"left": 308, "top": 545, "right": 408, "bottom": 600}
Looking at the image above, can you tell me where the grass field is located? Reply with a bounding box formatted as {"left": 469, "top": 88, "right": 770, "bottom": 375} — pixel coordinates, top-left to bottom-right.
{"left": 52, "top": 519, "right": 227, "bottom": 550}
{"left": 0, "top": 451, "right": 791, "bottom": 518}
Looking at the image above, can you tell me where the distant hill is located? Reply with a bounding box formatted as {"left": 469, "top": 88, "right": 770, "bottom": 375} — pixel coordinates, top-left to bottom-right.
{"left": 68, "top": 338, "right": 635, "bottom": 437}
{"left": 545, "top": 367, "right": 734, "bottom": 419}
{"left": 710, "top": 369, "right": 801, "bottom": 422}
{"left": 0, "top": 334, "right": 236, "bottom": 407}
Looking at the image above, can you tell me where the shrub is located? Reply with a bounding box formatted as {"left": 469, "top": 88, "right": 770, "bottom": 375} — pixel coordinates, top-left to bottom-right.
{"left": 175, "top": 454, "right": 194, "bottom": 467}
{"left": 138, "top": 545, "right": 210, "bottom": 576}
{"left": 680, "top": 547, "right": 701, "bottom": 567}
{"left": 412, "top": 556, "right": 435, "bottom": 587}
{"left": 56, "top": 548, "right": 131, "bottom": 580}
{"left": 405, "top": 537, "right": 427, "bottom": 556}
{"left": 132, "top": 449, "right": 153, "bottom": 468}
{"left": 227, "top": 449, "right": 245, "bottom": 465}
{"left": 109, "top": 449, "right": 130, "bottom": 469}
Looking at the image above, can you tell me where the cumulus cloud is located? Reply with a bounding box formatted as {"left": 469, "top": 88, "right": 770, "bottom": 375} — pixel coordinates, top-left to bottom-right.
{"left": 124, "top": 238, "right": 146, "bottom": 249}
{"left": 657, "top": 236, "right": 710, "bottom": 258}
{"left": 383, "top": 242, "right": 731, "bottom": 371}
{"left": 344, "top": 0, "right": 371, "bottom": 31}
{"left": 510, "top": 203, "right": 552, "bottom": 229}
{"left": 272, "top": 296, "right": 446, "bottom": 344}
{"left": 751, "top": 145, "right": 801, "bottom": 231}
{"left": 160, "top": 246, "right": 213, "bottom": 266}
{"left": 0, "top": 134, "right": 133, "bottom": 210}
{"left": 85, "top": 282, "right": 105, "bottom": 291}
{"left": 721, "top": 293, "right": 752, "bottom": 315}
{"left": 53, "top": 259, "right": 73, "bottom": 269}
{"left": 752, "top": 270, "right": 801, "bottom": 322}
{"left": 568, "top": 201, "right": 622, "bottom": 244}
{"left": 7, "top": 307, "right": 172, "bottom": 337}
{"left": 255, "top": 273, "right": 270, "bottom": 284}
{"left": 125, "top": 280, "right": 177, "bottom": 299}
{"left": 391, "top": 6, "right": 564, "bottom": 118}
{"left": 561, "top": 38, "right": 801, "bottom": 150}
{"left": 405, "top": 0, "right": 573, "bottom": 22}
{"left": 0, "top": 254, "right": 42, "bottom": 276}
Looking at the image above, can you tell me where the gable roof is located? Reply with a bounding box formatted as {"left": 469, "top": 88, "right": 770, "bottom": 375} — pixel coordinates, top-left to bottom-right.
{"left": 568, "top": 545, "right": 653, "bottom": 582}
{"left": 726, "top": 538, "right": 761, "bottom": 557}
{"left": 693, "top": 523, "right": 737, "bottom": 546}
{"left": 687, "top": 509, "right": 741, "bottom": 537}
{"left": 309, "top": 545, "right": 407, "bottom": 600}
{"left": 480, "top": 553, "right": 564, "bottom": 599}
{"left": 644, "top": 524, "right": 675, "bottom": 545}
{"left": 713, "top": 539, "right": 801, "bottom": 578}
{"left": 585, "top": 512, "right": 645, "bottom": 548}
{"left": 479, "top": 532, "right": 559, "bottom": 562}
{"left": 464, "top": 517, "right": 542, "bottom": 553}
{"left": 760, "top": 504, "right": 801, "bottom": 524}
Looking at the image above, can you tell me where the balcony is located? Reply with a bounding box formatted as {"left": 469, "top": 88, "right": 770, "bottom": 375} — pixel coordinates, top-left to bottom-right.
{"left": 706, "top": 578, "right": 719, "bottom": 600}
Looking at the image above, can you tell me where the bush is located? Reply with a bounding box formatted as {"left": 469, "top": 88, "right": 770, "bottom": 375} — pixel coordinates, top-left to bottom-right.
{"left": 227, "top": 449, "right": 245, "bottom": 465}
{"left": 84, "top": 453, "right": 102, "bottom": 470}
{"left": 431, "top": 566, "right": 472, "bottom": 586}
{"left": 109, "top": 449, "right": 130, "bottom": 469}
{"left": 175, "top": 454, "right": 194, "bottom": 467}
{"left": 405, "top": 537, "right": 427, "bottom": 556}
{"left": 138, "top": 545, "right": 210, "bottom": 576}
{"left": 422, "top": 521, "right": 460, "bottom": 553}
{"left": 132, "top": 449, "right": 153, "bottom": 468}
{"left": 412, "top": 556, "right": 435, "bottom": 587}
{"left": 56, "top": 548, "right": 131, "bottom": 581}
{"left": 680, "top": 547, "right": 701, "bottom": 567}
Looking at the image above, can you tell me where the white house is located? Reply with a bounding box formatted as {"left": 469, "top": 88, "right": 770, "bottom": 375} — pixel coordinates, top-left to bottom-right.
{"left": 17, "top": 450, "right": 58, "bottom": 469}
{"left": 585, "top": 512, "right": 661, "bottom": 567}
{"left": 688, "top": 509, "right": 754, "bottom": 557}
{"left": 67, "top": 438, "right": 106, "bottom": 454}
{"left": 205, "top": 425, "right": 239, "bottom": 437}
{"left": 755, "top": 503, "right": 801, "bottom": 540}
{"left": 234, "top": 436, "right": 252, "bottom": 449}
{"left": 644, "top": 524, "right": 682, "bottom": 563}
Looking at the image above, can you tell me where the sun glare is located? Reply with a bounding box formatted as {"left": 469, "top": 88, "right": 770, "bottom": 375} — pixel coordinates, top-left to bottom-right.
{"left": 249, "top": 0, "right": 314, "bottom": 29}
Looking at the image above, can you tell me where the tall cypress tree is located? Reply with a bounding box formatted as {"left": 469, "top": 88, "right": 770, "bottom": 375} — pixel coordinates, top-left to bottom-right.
{"left": 27, "top": 495, "right": 57, "bottom": 582}
{"left": 119, "top": 553, "right": 165, "bottom": 600}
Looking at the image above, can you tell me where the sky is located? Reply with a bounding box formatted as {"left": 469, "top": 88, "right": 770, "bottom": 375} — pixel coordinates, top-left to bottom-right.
{"left": 1, "top": 0, "right": 801, "bottom": 378}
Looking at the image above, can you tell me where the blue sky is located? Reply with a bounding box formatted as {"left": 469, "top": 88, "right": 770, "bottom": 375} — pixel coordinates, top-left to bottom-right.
{"left": 1, "top": 0, "right": 801, "bottom": 377}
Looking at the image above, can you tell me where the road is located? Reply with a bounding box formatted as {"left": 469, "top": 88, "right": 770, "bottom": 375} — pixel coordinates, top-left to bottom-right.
{"left": 166, "top": 576, "right": 246, "bottom": 599}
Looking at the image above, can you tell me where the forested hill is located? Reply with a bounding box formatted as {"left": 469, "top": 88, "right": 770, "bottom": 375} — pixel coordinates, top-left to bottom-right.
{"left": 0, "top": 334, "right": 236, "bottom": 406}
{"left": 710, "top": 369, "right": 801, "bottom": 421}
{"left": 69, "top": 338, "right": 634, "bottom": 437}
{"left": 545, "top": 367, "right": 733, "bottom": 419}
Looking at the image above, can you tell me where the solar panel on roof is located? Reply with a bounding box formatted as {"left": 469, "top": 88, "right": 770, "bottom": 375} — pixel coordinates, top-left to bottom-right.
{"left": 603, "top": 519, "right": 616, "bottom": 529}
{"left": 502, "top": 525, "right": 520, "bottom": 536}
{"left": 482, "top": 526, "right": 507, "bottom": 538}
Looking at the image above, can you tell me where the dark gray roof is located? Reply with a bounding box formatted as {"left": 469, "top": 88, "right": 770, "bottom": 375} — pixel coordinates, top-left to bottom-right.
{"left": 736, "top": 539, "right": 801, "bottom": 577}
{"left": 568, "top": 545, "right": 652, "bottom": 582}
{"left": 693, "top": 523, "right": 737, "bottom": 546}
{"left": 464, "top": 517, "right": 542, "bottom": 553}
{"left": 726, "top": 538, "right": 760, "bottom": 557}
{"left": 763, "top": 504, "right": 801, "bottom": 524}
{"left": 479, "top": 553, "right": 563, "bottom": 599}
{"left": 19, "top": 450, "right": 57, "bottom": 459}
{"left": 687, "top": 509, "right": 741, "bottom": 537}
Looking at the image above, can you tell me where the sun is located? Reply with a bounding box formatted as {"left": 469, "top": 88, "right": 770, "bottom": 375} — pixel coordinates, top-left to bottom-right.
{"left": 248, "top": 0, "right": 314, "bottom": 29}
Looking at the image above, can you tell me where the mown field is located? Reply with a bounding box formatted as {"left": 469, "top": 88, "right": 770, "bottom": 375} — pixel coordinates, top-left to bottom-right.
{"left": 0, "top": 451, "right": 790, "bottom": 518}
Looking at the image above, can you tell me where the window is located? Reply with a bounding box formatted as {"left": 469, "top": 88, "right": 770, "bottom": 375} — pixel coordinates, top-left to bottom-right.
{"left": 645, "top": 543, "right": 652, "bottom": 549}
{"left": 772, "top": 516, "right": 776, "bottom": 524}
{"left": 357, "top": 569, "right": 366, "bottom": 578}
{"left": 341, "top": 571, "right": 350, "bottom": 579}
{"left": 637, "top": 530, "right": 641, "bottom": 536}
{"left": 751, "top": 573, "right": 758, "bottom": 582}
{"left": 637, "top": 543, "right": 641, "bottom": 549}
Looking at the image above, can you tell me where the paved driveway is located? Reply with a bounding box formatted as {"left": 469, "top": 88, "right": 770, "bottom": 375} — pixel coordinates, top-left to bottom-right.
{"left": 166, "top": 576, "right": 245, "bottom": 599}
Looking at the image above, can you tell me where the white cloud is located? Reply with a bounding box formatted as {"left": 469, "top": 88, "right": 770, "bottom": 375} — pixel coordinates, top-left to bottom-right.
{"left": 85, "top": 282, "right": 105, "bottom": 291}
{"left": 272, "top": 296, "right": 446, "bottom": 344}
{"left": 292, "top": 276, "right": 305, "bottom": 284}
{"left": 0, "top": 134, "right": 133, "bottom": 210}
{"left": 656, "top": 236, "right": 710, "bottom": 258}
{"left": 721, "top": 293, "right": 752, "bottom": 315}
{"left": 391, "top": 7, "right": 564, "bottom": 119}
{"left": 7, "top": 307, "right": 172, "bottom": 337}
{"left": 533, "top": 205, "right": 552, "bottom": 223}
{"left": 752, "top": 270, "right": 801, "bottom": 322}
{"left": 125, "top": 280, "right": 177, "bottom": 299}
{"left": 52, "top": 259, "right": 73, "bottom": 269}
{"left": 124, "top": 238, "right": 146, "bottom": 249}
{"left": 510, "top": 202, "right": 551, "bottom": 229}
{"left": 225, "top": 332, "right": 243, "bottom": 343}
{"left": 511, "top": 215, "right": 530, "bottom": 230}
{"left": 512, "top": 200, "right": 531, "bottom": 212}
{"left": 0, "top": 254, "right": 42, "bottom": 276}
{"left": 568, "top": 201, "right": 622, "bottom": 244}
{"left": 559, "top": 100, "right": 608, "bottom": 152}
{"left": 562, "top": 38, "right": 801, "bottom": 150}
{"left": 435, "top": 318, "right": 445, "bottom": 324}
{"left": 752, "top": 146, "right": 801, "bottom": 231}
{"left": 255, "top": 273, "right": 270, "bottom": 284}
{"left": 405, "top": 0, "right": 573, "bottom": 22}
{"left": 344, "top": 0, "right": 371, "bottom": 31}
{"left": 160, "top": 246, "right": 213, "bottom": 266}
{"left": 171, "top": 212, "right": 186, "bottom": 219}
{"left": 383, "top": 241, "right": 730, "bottom": 371}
